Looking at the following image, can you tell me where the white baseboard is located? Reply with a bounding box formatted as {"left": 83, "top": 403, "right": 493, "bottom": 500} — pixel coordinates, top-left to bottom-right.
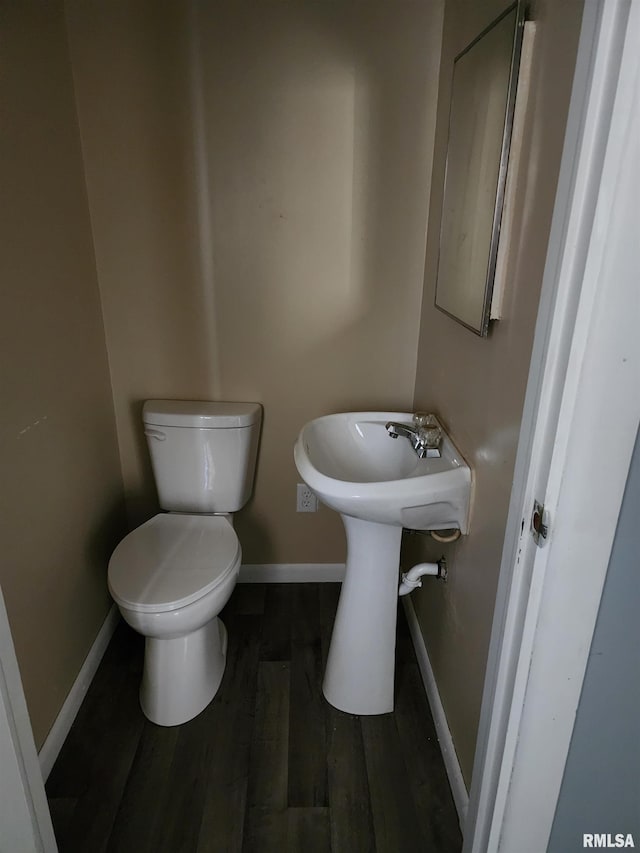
{"left": 402, "top": 595, "right": 469, "bottom": 831}
{"left": 239, "top": 563, "right": 346, "bottom": 583}
{"left": 39, "top": 604, "right": 120, "bottom": 782}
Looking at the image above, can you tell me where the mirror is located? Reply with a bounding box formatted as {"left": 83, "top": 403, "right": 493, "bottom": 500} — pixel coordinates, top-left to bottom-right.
{"left": 435, "top": 2, "right": 525, "bottom": 336}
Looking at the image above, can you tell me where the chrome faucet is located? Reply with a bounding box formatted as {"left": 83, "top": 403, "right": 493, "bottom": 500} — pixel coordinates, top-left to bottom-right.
{"left": 385, "top": 413, "right": 442, "bottom": 458}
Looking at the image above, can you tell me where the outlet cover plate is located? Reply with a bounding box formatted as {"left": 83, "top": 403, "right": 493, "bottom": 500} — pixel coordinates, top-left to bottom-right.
{"left": 297, "top": 483, "right": 318, "bottom": 512}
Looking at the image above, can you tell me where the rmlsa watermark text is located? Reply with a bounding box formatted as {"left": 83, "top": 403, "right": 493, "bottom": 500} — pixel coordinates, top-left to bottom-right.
{"left": 583, "top": 835, "right": 635, "bottom": 848}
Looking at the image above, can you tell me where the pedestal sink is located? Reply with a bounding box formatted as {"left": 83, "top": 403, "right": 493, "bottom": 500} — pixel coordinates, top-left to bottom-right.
{"left": 294, "top": 411, "right": 471, "bottom": 715}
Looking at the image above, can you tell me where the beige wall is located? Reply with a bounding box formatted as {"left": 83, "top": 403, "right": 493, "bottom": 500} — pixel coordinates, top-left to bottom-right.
{"left": 406, "top": 0, "right": 584, "bottom": 785}
{"left": 66, "top": 1, "right": 207, "bottom": 527}
{"left": 0, "top": 2, "right": 125, "bottom": 747}
{"left": 67, "top": 1, "right": 445, "bottom": 562}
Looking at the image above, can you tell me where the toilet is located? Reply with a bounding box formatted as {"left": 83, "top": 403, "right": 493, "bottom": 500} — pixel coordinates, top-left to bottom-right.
{"left": 107, "top": 400, "right": 262, "bottom": 726}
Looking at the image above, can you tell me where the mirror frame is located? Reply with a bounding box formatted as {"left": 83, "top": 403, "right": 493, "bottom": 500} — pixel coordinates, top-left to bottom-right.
{"left": 434, "top": 1, "right": 526, "bottom": 337}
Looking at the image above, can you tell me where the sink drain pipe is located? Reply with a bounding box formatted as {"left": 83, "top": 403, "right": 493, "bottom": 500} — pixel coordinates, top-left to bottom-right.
{"left": 398, "top": 556, "right": 447, "bottom": 596}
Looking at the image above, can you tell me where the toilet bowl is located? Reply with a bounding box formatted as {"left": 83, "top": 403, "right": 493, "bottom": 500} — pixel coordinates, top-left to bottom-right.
{"left": 107, "top": 400, "right": 262, "bottom": 726}
{"left": 109, "top": 512, "right": 241, "bottom": 726}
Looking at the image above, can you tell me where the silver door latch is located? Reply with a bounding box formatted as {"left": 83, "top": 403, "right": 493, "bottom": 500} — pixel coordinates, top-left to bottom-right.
{"left": 531, "top": 499, "right": 549, "bottom": 547}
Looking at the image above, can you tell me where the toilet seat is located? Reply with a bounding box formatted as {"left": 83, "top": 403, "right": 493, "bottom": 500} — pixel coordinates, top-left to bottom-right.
{"left": 108, "top": 513, "right": 241, "bottom": 614}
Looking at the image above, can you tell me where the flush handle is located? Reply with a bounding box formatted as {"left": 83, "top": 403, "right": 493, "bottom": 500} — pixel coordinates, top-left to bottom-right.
{"left": 144, "top": 428, "right": 167, "bottom": 441}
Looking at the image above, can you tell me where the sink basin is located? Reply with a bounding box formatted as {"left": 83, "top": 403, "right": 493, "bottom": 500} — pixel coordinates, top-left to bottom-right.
{"left": 294, "top": 411, "right": 472, "bottom": 716}
{"left": 294, "top": 411, "right": 471, "bottom": 532}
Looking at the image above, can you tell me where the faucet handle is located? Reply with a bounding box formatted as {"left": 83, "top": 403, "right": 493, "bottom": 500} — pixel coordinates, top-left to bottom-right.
{"left": 413, "top": 412, "right": 437, "bottom": 428}
{"left": 413, "top": 412, "right": 442, "bottom": 450}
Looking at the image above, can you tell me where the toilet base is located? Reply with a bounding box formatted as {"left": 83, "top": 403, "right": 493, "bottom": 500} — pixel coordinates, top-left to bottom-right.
{"left": 140, "top": 617, "right": 228, "bottom": 726}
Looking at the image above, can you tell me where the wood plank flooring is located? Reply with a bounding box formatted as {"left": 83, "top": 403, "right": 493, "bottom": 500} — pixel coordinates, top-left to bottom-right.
{"left": 46, "top": 583, "right": 462, "bottom": 852}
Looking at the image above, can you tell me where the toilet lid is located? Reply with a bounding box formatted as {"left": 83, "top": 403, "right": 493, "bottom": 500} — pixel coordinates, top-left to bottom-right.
{"left": 108, "top": 514, "right": 241, "bottom": 613}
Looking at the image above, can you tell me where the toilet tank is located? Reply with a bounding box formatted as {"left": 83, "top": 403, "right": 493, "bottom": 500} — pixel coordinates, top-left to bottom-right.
{"left": 142, "top": 400, "right": 262, "bottom": 513}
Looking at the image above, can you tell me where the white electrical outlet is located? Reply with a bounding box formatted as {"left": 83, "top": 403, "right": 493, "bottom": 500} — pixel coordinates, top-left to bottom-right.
{"left": 296, "top": 483, "right": 318, "bottom": 512}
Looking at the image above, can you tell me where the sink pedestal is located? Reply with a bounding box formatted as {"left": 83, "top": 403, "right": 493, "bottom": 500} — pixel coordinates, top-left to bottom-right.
{"left": 294, "top": 410, "right": 471, "bottom": 714}
{"left": 323, "top": 515, "right": 403, "bottom": 715}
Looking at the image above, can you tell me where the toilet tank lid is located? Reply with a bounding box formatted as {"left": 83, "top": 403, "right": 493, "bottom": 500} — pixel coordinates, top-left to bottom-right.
{"left": 143, "top": 400, "right": 262, "bottom": 429}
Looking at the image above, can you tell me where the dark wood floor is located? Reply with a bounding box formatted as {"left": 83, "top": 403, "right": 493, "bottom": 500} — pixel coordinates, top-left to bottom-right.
{"left": 46, "top": 583, "right": 462, "bottom": 852}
